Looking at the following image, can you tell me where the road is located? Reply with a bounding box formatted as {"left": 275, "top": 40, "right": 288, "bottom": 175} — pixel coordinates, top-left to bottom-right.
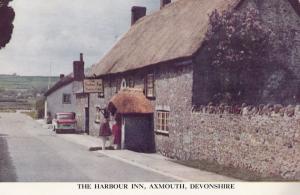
{"left": 0, "top": 113, "right": 175, "bottom": 182}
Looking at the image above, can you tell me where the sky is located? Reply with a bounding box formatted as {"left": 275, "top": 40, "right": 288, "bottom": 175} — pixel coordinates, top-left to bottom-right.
{"left": 0, "top": 0, "right": 160, "bottom": 76}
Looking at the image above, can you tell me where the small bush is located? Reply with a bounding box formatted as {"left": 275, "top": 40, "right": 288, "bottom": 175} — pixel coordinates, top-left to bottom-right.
{"left": 35, "top": 98, "right": 45, "bottom": 119}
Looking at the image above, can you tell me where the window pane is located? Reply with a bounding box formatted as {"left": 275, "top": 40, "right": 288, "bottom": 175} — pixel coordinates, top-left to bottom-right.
{"left": 63, "top": 94, "right": 71, "bottom": 104}
{"left": 147, "top": 81, "right": 153, "bottom": 87}
{"left": 147, "top": 76, "right": 153, "bottom": 87}
{"left": 166, "top": 112, "right": 169, "bottom": 123}
{"left": 145, "top": 74, "right": 155, "bottom": 97}
{"left": 158, "top": 113, "right": 161, "bottom": 130}
{"left": 148, "top": 89, "right": 153, "bottom": 97}
{"left": 156, "top": 111, "right": 170, "bottom": 132}
{"left": 121, "top": 79, "right": 127, "bottom": 89}
{"left": 161, "top": 115, "right": 165, "bottom": 130}
{"left": 128, "top": 78, "right": 134, "bottom": 88}
{"left": 159, "top": 112, "right": 162, "bottom": 130}
{"left": 157, "top": 112, "right": 160, "bottom": 129}
{"left": 116, "top": 79, "right": 121, "bottom": 93}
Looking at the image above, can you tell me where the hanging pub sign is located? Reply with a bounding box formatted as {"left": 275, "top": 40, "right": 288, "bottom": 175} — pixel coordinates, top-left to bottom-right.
{"left": 83, "top": 79, "right": 104, "bottom": 94}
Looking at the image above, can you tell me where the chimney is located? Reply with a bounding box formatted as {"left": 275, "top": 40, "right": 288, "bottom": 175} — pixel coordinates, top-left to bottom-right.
{"left": 80, "top": 53, "right": 83, "bottom": 62}
{"left": 160, "top": 0, "right": 171, "bottom": 9}
{"left": 59, "top": 74, "right": 65, "bottom": 79}
{"left": 131, "top": 6, "right": 146, "bottom": 26}
{"left": 73, "top": 53, "right": 85, "bottom": 81}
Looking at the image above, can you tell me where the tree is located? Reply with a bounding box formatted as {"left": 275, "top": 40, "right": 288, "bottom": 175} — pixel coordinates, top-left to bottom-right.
{"left": 0, "top": 0, "right": 15, "bottom": 49}
{"left": 203, "top": 7, "right": 279, "bottom": 104}
{"left": 35, "top": 97, "right": 45, "bottom": 119}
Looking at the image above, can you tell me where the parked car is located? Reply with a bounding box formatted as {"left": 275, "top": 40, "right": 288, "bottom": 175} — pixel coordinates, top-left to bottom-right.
{"left": 52, "top": 112, "right": 77, "bottom": 133}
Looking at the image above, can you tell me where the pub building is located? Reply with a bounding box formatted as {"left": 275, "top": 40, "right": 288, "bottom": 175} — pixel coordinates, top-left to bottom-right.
{"left": 46, "top": 0, "right": 300, "bottom": 180}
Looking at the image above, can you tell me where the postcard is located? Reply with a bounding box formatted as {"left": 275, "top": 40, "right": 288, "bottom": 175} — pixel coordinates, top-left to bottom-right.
{"left": 0, "top": 0, "right": 299, "bottom": 194}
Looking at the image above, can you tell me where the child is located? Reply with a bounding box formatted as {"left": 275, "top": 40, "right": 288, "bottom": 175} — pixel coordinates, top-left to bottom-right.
{"left": 99, "top": 112, "right": 112, "bottom": 150}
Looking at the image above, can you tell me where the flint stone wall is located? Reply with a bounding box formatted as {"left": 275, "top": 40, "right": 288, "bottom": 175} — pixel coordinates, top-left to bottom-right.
{"left": 158, "top": 104, "right": 300, "bottom": 180}
{"left": 88, "top": 62, "right": 194, "bottom": 138}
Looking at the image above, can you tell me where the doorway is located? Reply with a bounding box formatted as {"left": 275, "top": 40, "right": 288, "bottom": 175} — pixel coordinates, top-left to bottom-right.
{"left": 85, "top": 107, "right": 89, "bottom": 134}
{"left": 123, "top": 114, "right": 155, "bottom": 153}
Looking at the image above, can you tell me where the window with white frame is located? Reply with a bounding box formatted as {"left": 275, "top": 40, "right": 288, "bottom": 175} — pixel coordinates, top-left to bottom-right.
{"left": 120, "top": 78, "right": 127, "bottom": 90}
{"left": 95, "top": 107, "right": 101, "bottom": 123}
{"left": 62, "top": 94, "right": 71, "bottom": 104}
{"left": 156, "top": 110, "right": 170, "bottom": 134}
{"left": 145, "top": 73, "right": 155, "bottom": 98}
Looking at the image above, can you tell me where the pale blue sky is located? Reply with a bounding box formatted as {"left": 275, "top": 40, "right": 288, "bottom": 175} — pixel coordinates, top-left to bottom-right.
{"left": 0, "top": 0, "right": 160, "bottom": 76}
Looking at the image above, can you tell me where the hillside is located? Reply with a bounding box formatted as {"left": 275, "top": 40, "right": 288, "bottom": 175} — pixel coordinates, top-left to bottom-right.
{"left": 0, "top": 75, "right": 59, "bottom": 92}
{"left": 0, "top": 75, "right": 59, "bottom": 111}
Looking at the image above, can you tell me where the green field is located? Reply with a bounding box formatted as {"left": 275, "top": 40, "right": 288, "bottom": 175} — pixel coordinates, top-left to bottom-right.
{"left": 0, "top": 75, "right": 59, "bottom": 91}
{"left": 0, "top": 75, "right": 59, "bottom": 111}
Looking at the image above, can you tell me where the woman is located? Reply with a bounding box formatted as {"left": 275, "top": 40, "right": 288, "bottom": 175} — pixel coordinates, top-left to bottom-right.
{"left": 112, "top": 114, "right": 122, "bottom": 149}
{"left": 99, "top": 113, "right": 112, "bottom": 150}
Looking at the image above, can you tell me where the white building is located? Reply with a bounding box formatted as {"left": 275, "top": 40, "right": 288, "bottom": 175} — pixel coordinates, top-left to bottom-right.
{"left": 44, "top": 54, "right": 85, "bottom": 121}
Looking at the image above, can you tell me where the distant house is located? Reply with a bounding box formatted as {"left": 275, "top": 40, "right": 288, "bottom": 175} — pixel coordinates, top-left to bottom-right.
{"left": 44, "top": 54, "right": 85, "bottom": 130}
{"left": 84, "top": 0, "right": 300, "bottom": 180}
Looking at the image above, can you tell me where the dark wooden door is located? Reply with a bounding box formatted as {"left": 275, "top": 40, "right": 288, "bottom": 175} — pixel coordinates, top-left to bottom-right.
{"left": 124, "top": 115, "right": 155, "bottom": 153}
{"left": 85, "top": 107, "right": 89, "bottom": 134}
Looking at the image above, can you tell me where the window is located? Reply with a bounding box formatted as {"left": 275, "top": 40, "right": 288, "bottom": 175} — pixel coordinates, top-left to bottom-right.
{"left": 145, "top": 73, "right": 155, "bottom": 98}
{"left": 62, "top": 94, "right": 71, "bottom": 104}
{"left": 98, "top": 92, "right": 104, "bottom": 98}
{"left": 95, "top": 107, "right": 101, "bottom": 123}
{"left": 116, "top": 79, "right": 121, "bottom": 93}
{"left": 116, "top": 78, "right": 133, "bottom": 92}
{"left": 127, "top": 77, "right": 135, "bottom": 88}
{"left": 156, "top": 110, "right": 170, "bottom": 134}
{"left": 120, "top": 79, "right": 127, "bottom": 90}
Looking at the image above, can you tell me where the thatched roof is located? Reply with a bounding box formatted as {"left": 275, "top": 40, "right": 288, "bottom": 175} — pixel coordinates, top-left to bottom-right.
{"left": 92, "top": 0, "right": 241, "bottom": 76}
{"left": 108, "top": 88, "right": 154, "bottom": 114}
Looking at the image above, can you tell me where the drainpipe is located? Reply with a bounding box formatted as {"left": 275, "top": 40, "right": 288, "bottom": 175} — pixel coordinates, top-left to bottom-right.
{"left": 87, "top": 93, "right": 90, "bottom": 135}
{"left": 121, "top": 116, "right": 125, "bottom": 149}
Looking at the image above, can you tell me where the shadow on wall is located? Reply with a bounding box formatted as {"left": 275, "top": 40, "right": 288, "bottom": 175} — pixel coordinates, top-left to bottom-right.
{"left": 192, "top": 3, "right": 299, "bottom": 106}
{"left": 193, "top": 55, "right": 300, "bottom": 106}
{"left": 0, "top": 134, "right": 17, "bottom": 182}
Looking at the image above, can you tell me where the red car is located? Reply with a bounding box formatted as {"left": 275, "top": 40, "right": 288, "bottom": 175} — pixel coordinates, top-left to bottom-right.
{"left": 52, "top": 112, "right": 77, "bottom": 133}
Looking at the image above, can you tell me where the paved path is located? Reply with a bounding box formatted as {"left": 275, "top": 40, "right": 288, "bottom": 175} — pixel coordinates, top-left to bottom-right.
{"left": 58, "top": 133, "right": 240, "bottom": 182}
{"left": 0, "top": 113, "right": 176, "bottom": 182}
